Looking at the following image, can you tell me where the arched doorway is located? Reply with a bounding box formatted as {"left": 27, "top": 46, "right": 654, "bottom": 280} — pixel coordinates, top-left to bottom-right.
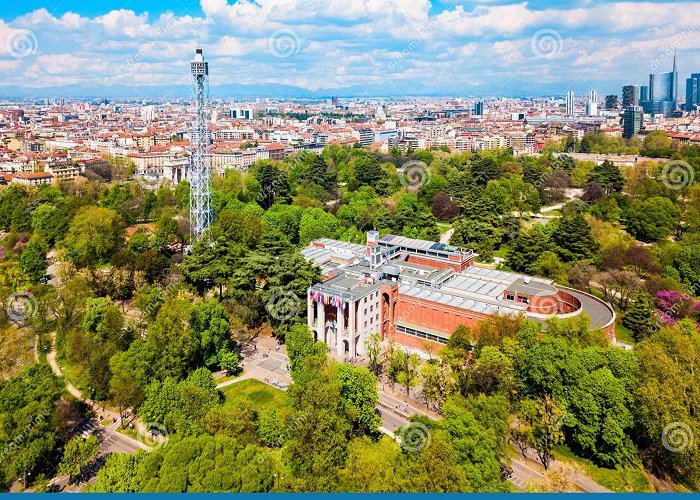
{"left": 342, "top": 340, "right": 349, "bottom": 354}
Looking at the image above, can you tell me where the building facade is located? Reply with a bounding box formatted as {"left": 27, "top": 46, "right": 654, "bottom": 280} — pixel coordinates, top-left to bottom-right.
{"left": 622, "top": 106, "right": 643, "bottom": 139}
{"left": 565, "top": 91, "right": 575, "bottom": 116}
{"left": 304, "top": 232, "right": 616, "bottom": 359}
{"left": 686, "top": 73, "right": 700, "bottom": 112}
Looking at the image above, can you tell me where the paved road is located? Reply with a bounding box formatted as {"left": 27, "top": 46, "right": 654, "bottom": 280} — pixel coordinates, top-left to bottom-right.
{"left": 510, "top": 458, "right": 543, "bottom": 490}
{"left": 224, "top": 340, "right": 416, "bottom": 436}
{"left": 46, "top": 333, "right": 151, "bottom": 454}
{"left": 439, "top": 228, "right": 454, "bottom": 244}
{"left": 228, "top": 338, "right": 610, "bottom": 493}
{"left": 519, "top": 448, "right": 611, "bottom": 493}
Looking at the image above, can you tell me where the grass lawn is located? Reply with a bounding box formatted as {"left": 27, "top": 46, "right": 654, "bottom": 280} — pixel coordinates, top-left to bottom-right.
{"left": 221, "top": 379, "right": 286, "bottom": 412}
{"left": 553, "top": 444, "right": 652, "bottom": 492}
{"left": 614, "top": 322, "right": 636, "bottom": 345}
{"left": 437, "top": 222, "right": 453, "bottom": 233}
{"left": 215, "top": 373, "right": 240, "bottom": 385}
{"left": 493, "top": 246, "right": 509, "bottom": 259}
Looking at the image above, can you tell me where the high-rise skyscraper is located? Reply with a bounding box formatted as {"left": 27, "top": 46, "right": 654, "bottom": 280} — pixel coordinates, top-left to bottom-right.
{"left": 473, "top": 101, "right": 484, "bottom": 116}
{"left": 622, "top": 106, "right": 643, "bottom": 139}
{"left": 646, "top": 50, "right": 678, "bottom": 117}
{"left": 586, "top": 90, "right": 598, "bottom": 116}
{"left": 622, "top": 85, "right": 642, "bottom": 107}
{"left": 686, "top": 73, "right": 700, "bottom": 112}
{"left": 565, "top": 90, "right": 575, "bottom": 116}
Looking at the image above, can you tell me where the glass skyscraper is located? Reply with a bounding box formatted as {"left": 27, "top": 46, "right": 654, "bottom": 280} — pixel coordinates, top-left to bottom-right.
{"left": 686, "top": 73, "right": 700, "bottom": 111}
{"left": 644, "top": 52, "right": 678, "bottom": 117}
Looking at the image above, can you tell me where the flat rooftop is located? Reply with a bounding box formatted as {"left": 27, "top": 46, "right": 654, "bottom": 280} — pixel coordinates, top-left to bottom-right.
{"left": 399, "top": 282, "right": 527, "bottom": 316}
{"left": 379, "top": 234, "right": 474, "bottom": 258}
{"left": 459, "top": 266, "right": 558, "bottom": 296}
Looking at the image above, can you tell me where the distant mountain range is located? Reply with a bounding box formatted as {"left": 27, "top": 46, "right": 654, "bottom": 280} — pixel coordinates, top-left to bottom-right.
{"left": 0, "top": 80, "right": 625, "bottom": 100}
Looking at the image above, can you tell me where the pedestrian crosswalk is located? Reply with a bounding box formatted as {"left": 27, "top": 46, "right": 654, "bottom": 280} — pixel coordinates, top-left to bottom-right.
{"left": 75, "top": 420, "right": 97, "bottom": 438}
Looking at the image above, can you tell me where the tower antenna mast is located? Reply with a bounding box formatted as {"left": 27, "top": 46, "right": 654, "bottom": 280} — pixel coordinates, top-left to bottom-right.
{"left": 189, "top": 47, "right": 212, "bottom": 241}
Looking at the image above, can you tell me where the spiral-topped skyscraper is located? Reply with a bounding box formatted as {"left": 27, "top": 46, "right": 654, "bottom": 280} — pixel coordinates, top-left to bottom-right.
{"left": 189, "top": 47, "right": 212, "bottom": 241}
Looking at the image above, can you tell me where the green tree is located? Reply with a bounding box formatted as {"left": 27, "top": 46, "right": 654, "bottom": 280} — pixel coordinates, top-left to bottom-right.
{"left": 672, "top": 244, "right": 700, "bottom": 292}
{"left": 64, "top": 206, "right": 124, "bottom": 266}
{"left": 506, "top": 227, "right": 552, "bottom": 274}
{"left": 0, "top": 365, "right": 63, "bottom": 488}
{"left": 635, "top": 323, "right": 700, "bottom": 489}
{"left": 625, "top": 196, "right": 679, "bottom": 242}
{"left": 469, "top": 346, "right": 514, "bottom": 396}
{"left": 190, "top": 299, "right": 233, "bottom": 369}
{"left": 470, "top": 156, "right": 502, "bottom": 185}
{"left": 31, "top": 203, "right": 68, "bottom": 245}
{"left": 441, "top": 395, "right": 507, "bottom": 490}
{"left": 182, "top": 232, "right": 246, "bottom": 295}
{"left": 258, "top": 408, "right": 286, "bottom": 447}
{"left": 532, "top": 251, "right": 567, "bottom": 283}
{"left": 262, "top": 204, "right": 302, "bottom": 244}
{"left": 299, "top": 208, "right": 341, "bottom": 244}
{"left": 301, "top": 155, "right": 337, "bottom": 191}
{"left": 19, "top": 236, "right": 47, "bottom": 284}
{"left": 391, "top": 348, "right": 421, "bottom": 397}
{"left": 109, "top": 344, "right": 152, "bottom": 422}
{"left": 364, "top": 332, "right": 382, "bottom": 376}
{"left": 566, "top": 367, "right": 637, "bottom": 467}
{"left": 586, "top": 160, "right": 624, "bottom": 194}
{"left": 58, "top": 435, "right": 99, "bottom": 479}
{"left": 641, "top": 130, "right": 672, "bottom": 156}
{"left": 422, "top": 362, "right": 455, "bottom": 410}
{"left": 551, "top": 210, "right": 598, "bottom": 261}
{"left": 622, "top": 291, "right": 658, "bottom": 340}
{"left": 219, "top": 350, "right": 240, "bottom": 375}
{"left": 353, "top": 156, "right": 387, "bottom": 190}
{"left": 337, "top": 364, "right": 381, "bottom": 434}
{"left": 81, "top": 297, "right": 126, "bottom": 345}
{"left": 145, "top": 293, "right": 197, "bottom": 380}
{"left": 284, "top": 365, "right": 351, "bottom": 491}
{"left": 395, "top": 193, "right": 439, "bottom": 240}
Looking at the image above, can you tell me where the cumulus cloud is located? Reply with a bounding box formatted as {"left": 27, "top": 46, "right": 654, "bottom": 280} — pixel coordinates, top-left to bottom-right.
{"left": 0, "top": 0, "right": 698, "bottom": 92}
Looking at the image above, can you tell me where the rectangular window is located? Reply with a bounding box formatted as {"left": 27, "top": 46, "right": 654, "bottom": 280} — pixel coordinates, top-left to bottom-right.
{"left": 395, "top": 324, "right": 448, "bottom": 344}
{"left": 506, "top": 293, "right": 515, "bottom": 301}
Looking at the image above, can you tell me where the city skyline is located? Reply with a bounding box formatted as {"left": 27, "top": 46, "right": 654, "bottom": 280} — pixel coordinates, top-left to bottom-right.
{"left": 0, "top": 0, "right": 699, "bottom": 97}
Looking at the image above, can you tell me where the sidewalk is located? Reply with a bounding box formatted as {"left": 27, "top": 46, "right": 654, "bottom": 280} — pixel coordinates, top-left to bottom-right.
{"left": 46, "top": 332, "right": 151, "bottom": 451}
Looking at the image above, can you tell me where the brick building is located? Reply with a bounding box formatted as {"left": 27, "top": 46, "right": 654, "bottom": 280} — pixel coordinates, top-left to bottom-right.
{"left": 304, "top": 232, "right": 616, "bottom": 359}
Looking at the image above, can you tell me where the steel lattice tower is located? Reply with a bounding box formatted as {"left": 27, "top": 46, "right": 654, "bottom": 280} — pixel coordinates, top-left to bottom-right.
{"left": 189, "top": 47, "right": 212, "bottom": 241}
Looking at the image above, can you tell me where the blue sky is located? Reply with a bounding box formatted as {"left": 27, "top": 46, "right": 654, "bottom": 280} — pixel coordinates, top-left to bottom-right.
{"left": 0, "top": 0, "right": 698, "bottom": 94}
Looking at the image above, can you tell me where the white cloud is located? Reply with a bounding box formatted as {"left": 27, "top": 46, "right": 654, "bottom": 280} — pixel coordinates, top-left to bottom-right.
{"left": 0, "top": 1, "right": 699, "bottom": 92}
